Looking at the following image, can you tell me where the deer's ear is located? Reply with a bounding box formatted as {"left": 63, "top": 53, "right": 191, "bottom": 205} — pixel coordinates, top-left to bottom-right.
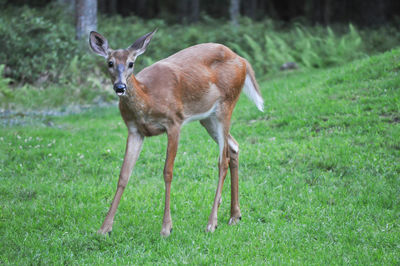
{"left": 128, "top": 29, "right": 157, "bottom": 57}
{"left": 89, "top": 31, "right": 110, "bottom": 58}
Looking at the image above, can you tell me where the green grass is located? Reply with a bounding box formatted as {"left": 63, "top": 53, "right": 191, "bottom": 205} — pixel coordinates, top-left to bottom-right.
{"left": 1, "top": 48, "right": 399, "bottom": 264}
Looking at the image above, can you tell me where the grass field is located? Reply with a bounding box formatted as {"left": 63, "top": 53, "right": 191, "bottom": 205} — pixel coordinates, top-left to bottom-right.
{"left": 1, "top": 48, "right": 399, "bottom": 264}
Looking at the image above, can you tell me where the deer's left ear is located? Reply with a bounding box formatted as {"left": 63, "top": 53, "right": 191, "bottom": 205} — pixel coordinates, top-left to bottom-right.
{"left": 128, "top": 29, "right": 157, "bottom": 57}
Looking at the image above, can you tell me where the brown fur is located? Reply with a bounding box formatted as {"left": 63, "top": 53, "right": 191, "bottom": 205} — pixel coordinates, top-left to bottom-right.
{"left": 89, "top": 31, "right": 263, "bottom": 236}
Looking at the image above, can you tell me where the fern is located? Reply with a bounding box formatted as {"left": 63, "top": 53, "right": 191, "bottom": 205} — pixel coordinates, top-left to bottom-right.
{"left": 0, "top": 65, "right": 13, "bottom": 98}
{"left": 228, "top": 42, "right": 252, "bottom": 63}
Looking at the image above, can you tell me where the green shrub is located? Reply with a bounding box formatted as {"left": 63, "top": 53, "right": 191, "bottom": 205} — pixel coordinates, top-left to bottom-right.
{"left": 2, "top": 4, "right": 400, "bottom": 84}
{"left": 0, "top": 64, "right": 13, "bottom": 99}
{"left": 228, "top": 24, "right": 366, "bottom": 73}
{"left": 1, "top": 4, "right": 399, "bottom": 109}
{"left": 0, "top": 5, "right": 81, "bottom": 83}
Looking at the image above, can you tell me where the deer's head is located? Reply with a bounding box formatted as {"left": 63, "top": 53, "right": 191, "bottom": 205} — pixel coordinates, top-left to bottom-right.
{"left": 89, "top": 30, "right": 156, "bottom": 96}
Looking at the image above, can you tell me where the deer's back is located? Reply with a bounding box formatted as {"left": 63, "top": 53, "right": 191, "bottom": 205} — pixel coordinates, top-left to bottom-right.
{"left": 135, "top": 43, "right": 246, "bottom": 118}
{"left": 137, "top": 43, "right": 246, "bottom": 95}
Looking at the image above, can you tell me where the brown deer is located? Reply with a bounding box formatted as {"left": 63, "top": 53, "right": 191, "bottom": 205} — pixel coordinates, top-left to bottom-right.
{"left": 89, "top": 29, "right": 264, "bottom": 237}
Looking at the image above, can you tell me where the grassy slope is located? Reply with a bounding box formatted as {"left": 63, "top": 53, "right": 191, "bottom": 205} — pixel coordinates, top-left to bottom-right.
{"left": 1, "top": 48, "right": 399, "bottom": 264}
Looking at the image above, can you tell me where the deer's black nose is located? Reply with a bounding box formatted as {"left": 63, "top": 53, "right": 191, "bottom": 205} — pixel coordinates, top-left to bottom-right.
{"left": 113, "top": 83, "right": 126, "bottom": 95}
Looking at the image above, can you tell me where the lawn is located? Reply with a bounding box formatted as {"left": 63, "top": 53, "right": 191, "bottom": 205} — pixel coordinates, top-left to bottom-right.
{"left": 1, "top": 48, "right": 399, "bottom": 264}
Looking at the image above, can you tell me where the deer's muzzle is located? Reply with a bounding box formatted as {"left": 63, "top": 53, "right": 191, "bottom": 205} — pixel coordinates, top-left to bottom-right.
{"left": 114, "top": 83, "right": 126, "bottom": 96}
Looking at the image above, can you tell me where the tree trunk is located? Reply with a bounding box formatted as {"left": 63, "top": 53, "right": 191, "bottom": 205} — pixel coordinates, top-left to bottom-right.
{"left": 75, "top": 0, "right": 97, "bottom": 40}
{"left": 265, "top": 0, "right": 278, "bottom": 20}
{"left": 136, "top": 0, "right": 147, "bottom": 17}
{"left": 108, "top": 0, "right": 117, "bottom": 14}
{"left": 243, "top": 0, "right": 256, "bottom": 19}
{"left": 230, "top": 0, "right": 240, "bottom": 26}
{"left": 305, "top": 0, "right": 313, "bottom": 22}
{"left": 178, "top": 0, "right": 189, "bottom": 23}
{"left": 323, "top": 0, "right": 332, "bottom": 25}
{"left": 98, "top": 0, "right": 105, "bottom": 13}
{"left": 189, "top": 0, "right": 200, "bottom": 23}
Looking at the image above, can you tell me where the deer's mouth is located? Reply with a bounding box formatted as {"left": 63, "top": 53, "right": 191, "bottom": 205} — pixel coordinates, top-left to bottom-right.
{"left": 113, "top": 83, "right": 127, "bottom": 96}
{"left": 115, "top": 88, "right": 126, "bottom": 96}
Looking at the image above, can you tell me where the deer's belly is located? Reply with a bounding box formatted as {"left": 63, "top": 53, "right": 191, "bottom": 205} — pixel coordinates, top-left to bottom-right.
{"left": 182, "top": 101, "right": 218, "bottom": 125}
{"left": 126, "top": 117, "right": 166, "bottom": 137}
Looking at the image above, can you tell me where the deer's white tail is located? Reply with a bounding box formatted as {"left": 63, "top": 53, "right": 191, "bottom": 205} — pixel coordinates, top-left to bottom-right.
{"left": 243, "top": 60, "right": 264, "bottom": 112}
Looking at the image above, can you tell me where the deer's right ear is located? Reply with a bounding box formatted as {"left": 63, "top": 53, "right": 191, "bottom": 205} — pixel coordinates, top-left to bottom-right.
{"left": 89, "top": 31, "right": 110, "bottom": 58}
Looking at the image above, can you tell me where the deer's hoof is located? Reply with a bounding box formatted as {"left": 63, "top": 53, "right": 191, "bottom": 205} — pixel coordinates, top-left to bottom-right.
{"left": 97, "top": 224, "right": 113, "bottom": 235}
{"left": 97, "top": 228, "right": 112, "bottom": 236}
{"left": 206, "top": 222, "right": 218, "bottom": 233}
{"left": 160, "top": 227, "right": 173, "bottom": 237}
{"left": 160, "top": 222, "right": 173, "bottom": 237}
{"left": 228, "top": 216, "right": 242, "bottom": 225}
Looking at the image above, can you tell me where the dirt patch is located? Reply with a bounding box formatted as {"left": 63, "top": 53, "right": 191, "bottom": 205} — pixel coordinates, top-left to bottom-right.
{"left": 0, "top": 103, "right": 115, "bottom": 127}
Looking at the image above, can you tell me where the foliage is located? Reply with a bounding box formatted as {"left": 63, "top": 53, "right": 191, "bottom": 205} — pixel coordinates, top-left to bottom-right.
{"left": 0, "top": 5, "right": 79, "bottom": 83}
{"left": 0, "top": 65, "right": 13, "bottom": 99}
{"left": 229, "top": 24, "right": 364, "bottom": 73}
{"left": 0, "top": 5, "right": 400, "bottom": 109}
{"left": 1, "top": 48, "right": 399, "bottom": 264}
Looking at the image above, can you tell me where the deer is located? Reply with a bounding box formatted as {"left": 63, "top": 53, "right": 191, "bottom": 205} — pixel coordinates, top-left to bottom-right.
{"left": 89, "top": 29, "right": 264, "bottom": 237}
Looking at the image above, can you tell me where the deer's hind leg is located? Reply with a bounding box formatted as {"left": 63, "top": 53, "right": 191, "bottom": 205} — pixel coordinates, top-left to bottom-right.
{"left": 200, "top": 111, "right": 241, "bottom": 232}
{"left": 200, "top": 115, "right": 229, "bottom": 232}
{"left": 227, "top": 134, "right": 241, "bottom": 225}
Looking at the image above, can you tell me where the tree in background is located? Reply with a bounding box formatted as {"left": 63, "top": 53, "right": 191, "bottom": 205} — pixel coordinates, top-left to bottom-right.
{"left": 98, "top": 0, "right": 117, "bottom": 15}
{"left": 75, "top": 0, "right": 97, "bottom": 40}
{"left": 3, "top": 0, "right": 400, "bottom": 27}
{"left": 179, "top": 0, "right": 200, "bottom": 23}
{"left": 230, "top": 0, "right": 240, "bottom": 26}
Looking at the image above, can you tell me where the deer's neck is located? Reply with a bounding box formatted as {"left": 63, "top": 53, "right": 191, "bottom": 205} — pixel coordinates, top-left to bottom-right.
{"left": 121, "top": 74, "right": 149, "bottom": 106}
{"left": 118, "top": 74, "right": 151, "bottom": 119}
{"left": 119, "top": 74, "right": 166, "bottom": 136}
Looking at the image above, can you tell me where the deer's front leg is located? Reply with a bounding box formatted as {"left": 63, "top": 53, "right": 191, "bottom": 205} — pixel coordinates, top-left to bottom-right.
{"left": 98, "top": 131, "right": 144, "bottom": 235}
{"left": 160, "top": 127, "right": 180, "bottom": 237}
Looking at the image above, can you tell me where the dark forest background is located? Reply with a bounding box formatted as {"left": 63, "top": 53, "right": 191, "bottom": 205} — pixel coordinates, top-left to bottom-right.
{"left": 5, "top": 0, "right": 400, "bottom": 26}
{"left": 1, "top": 0, "right": 399, "bottom": 109}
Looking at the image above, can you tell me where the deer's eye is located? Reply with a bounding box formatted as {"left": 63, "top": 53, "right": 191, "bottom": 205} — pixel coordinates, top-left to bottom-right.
{"left": 108, "top": 61, "right": 114, "bottom": 68}
{"left": 128, "top": 62, "right": 134, "bottom": 68}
